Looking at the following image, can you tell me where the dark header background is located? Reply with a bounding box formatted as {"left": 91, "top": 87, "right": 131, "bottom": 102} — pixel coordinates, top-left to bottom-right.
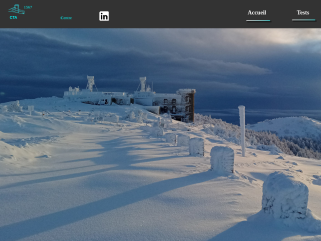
{"left": 1, "top": 0, "right": 321, "bottom": 28}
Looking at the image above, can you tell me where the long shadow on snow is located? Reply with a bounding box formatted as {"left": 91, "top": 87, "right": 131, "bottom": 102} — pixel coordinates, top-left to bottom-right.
{"left": 0, "top": 171, "right": 215, "bottom": 241}
{"left": 208, "top": 211, "right": 318, "bottom": 241}
{"left": 62, "top": 135, "right": 185, "bottom": 166}
{"left": 0, "top": 135, "right": 186, "bottom": 190}
{"left": 0, "top": 164, "right": 96, "bottom": 177}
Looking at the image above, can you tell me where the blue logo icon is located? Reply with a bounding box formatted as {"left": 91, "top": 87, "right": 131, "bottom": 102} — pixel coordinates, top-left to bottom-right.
{"left": 8, "top": 4, "right": 25, "bottom": 14}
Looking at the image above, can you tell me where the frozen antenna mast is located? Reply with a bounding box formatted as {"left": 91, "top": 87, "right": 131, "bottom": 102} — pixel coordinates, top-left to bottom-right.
{"left": 140, "top": 77, "right": 146, "bottom": 92}
{"left": 86, "top": 75, "right": 98, "bottom": 92}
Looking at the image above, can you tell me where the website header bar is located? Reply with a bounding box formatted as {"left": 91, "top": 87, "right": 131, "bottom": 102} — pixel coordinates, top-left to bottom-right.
{"left": 1, "top": 0, "right": 320, "bottom": 28}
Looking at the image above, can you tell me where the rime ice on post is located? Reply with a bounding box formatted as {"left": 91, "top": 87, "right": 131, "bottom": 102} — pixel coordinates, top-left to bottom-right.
{"left": 262, "top": 171, "right": 309, "bottom": 220}
{"left": 136, "top": 116, "right": 143, "bottom": 123}
{"left": 210, "top": 146, "right": 234, "bottom": 174}
{"left": 28, "top": 106, "right": 34, "bottom": 116}
{"left": 238, "top": 105, "right": 245, "bottom": 157}
{"left": 129, "top": 111, "right": 135, "bottom": 121}
{"left": 165, "top": 133, "right": 176, "bottom": 144}
{"left": 189, "top": 138, "right": 204, "bottom": 156}
{"left": 177, "top": 134, "right": 190, "bottom": 146}
{"left": 152, "top": 127, "right": 164, "bottom": 137}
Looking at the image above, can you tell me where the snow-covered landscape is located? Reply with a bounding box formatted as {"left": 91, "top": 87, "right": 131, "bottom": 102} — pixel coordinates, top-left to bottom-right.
{"left": 0, "top": 97, "right": 320, "bottom": 241}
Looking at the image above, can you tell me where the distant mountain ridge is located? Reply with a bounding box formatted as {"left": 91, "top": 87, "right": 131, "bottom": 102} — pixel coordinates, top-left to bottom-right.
{"left": 247, "top": 116, "right": 321, "bottom": 141}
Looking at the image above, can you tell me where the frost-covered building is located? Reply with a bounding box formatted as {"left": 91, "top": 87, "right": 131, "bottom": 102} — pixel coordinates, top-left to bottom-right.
{"left": 63, "top": 76, "right": 132, "bottom": 105}
{"left": 134, "top": 77, "right": 196, "bottom": 122}
{"left": 63, "top": 76, "right": 196, "bottom": 123}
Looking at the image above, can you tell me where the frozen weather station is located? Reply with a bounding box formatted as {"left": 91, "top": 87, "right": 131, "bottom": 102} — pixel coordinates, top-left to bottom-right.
{"left": 64, "top": 76, "right": 196, "bottom": 122}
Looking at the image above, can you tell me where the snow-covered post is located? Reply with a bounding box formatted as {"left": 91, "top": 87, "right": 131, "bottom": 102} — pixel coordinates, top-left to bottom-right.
{"left": 177, "top": 134, "right": 190, "bottom": 146}
{"left": 189, "top": 138, "right": 204, "bottom": 156}
{"left": 210, "top": 146, "right": 234, "bottom": 174}
{"left": 262, "top": 171, "right": 309, "bottom": 220}
{"left": 238, "top": 105, "right": 245, "bottom": 157}
{"left": 165, "top": 133, "right": 176, "bottom": 144}
{"left": 28, "top": 106, "right": 34, "bottom": 116}
{"left": 129, "top": 111, "right": 135, "bottom": 121}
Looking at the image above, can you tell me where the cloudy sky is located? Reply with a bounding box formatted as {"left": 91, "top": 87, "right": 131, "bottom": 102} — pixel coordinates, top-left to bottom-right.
{"left": 0, "top": 29, "right": 321, "bottom": 111}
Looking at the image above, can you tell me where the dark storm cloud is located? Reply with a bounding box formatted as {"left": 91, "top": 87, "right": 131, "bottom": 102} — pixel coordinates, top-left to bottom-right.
{"left": 0, "top": 31, "right": 270, "bottom": 90}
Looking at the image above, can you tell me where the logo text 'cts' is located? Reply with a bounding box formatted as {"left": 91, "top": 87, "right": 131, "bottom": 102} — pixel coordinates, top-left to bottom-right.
{"left": 99, "top": 11, "right": 109, "bottom": 21}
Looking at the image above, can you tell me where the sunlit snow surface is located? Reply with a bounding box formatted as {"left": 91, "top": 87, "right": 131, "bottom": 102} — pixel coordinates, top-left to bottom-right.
{"left": 0, "top": 97, "right": 320, "bottom": 241}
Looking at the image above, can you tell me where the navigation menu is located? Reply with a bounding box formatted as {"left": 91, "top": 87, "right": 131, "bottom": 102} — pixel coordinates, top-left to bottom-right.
{"left": 0, "top": 0, "right": 320, "bottom": 28}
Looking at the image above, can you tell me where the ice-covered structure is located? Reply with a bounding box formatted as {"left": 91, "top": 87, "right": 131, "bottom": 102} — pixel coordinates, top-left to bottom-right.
{"left": 134, "top": 83, "right": 196, "bottom": 122}
{"left": 151, "top": 127, "right": 164, "bottom": 137}
{"left": 262, "top": 171, "right": 309, "bottom": 220}
{"left": 64, "top": 76, "right": 196, "bottom": 123}
{"left": 189, "top": 138, "right": 204, "bottom": 156}
{"left": 177, "top": 134, "right": 190, "bottom": 146}
{"left": 7, "top": 100, "right": 23, "bottom": 112}
{"left": 64, "top": 76, "right": 131, "bottom": 106}
{"left": 210, "top": 146, "right": 235, "bottom": 174}
{"left": 165, "top": 133, "right": 177, "bottom": 144}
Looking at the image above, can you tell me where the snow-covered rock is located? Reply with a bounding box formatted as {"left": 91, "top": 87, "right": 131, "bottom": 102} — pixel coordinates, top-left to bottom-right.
{"left": 189, "top": 138, "right": 204, "bottom": 156}
{"left": 165, "top": 133, "right": 176, "bottom": 144}
{"left": 210, "top": 146, "right": 234, "bottom": 174}
{"left": 177, "top": 134, "right": 190, "bottom": 146}
{"left": 262, "top": 171, "right": 309, "bottom": 220}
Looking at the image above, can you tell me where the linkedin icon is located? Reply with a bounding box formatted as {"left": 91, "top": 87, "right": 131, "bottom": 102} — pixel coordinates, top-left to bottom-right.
{"left": 99, "top": 11, "right": 109, "bottom": 21}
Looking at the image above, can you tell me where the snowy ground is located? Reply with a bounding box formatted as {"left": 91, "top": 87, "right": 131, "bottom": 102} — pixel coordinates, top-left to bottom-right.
{"left": 0, "top": 97, "right": 321, "bottom": 241}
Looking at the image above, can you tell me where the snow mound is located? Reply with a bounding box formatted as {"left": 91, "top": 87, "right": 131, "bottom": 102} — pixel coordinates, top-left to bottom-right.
{"left": 262, "top": 171, "right": 309, "bottom": 219}
{"left": 210, "top": 146, "right": 234, "bottom": 174}
{"left": 247, "top": 117, "right": 321, "bottom": 140}
{"left": 189, "top": 138, "right": 204, "bottom": 156}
